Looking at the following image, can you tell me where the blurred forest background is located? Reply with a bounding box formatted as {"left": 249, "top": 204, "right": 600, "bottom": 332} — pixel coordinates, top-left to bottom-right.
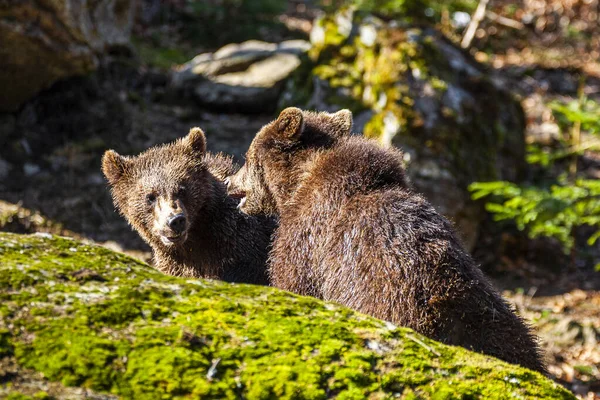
{"left": 0, "top": 0, "right": 598, "bottom": 397}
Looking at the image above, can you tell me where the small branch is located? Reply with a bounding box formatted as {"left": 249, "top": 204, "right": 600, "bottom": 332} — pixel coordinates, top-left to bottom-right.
{"left": 567, "top": 139, "right": 600, "bottom": 155}
{"left": 406, "top": 334, "right": 441, "bottom": 357}
{"left": 461, "top": 0, "right": 490, "bottom": 49}
{"left": 570, "top": 77, "right": 586, "bottom": 180}
{"left": 485, "top": 10, "right": 524, "bottom": 30}
{"left": 540, "top": 139, "right": 600, "bottom": 164}
{"left": 206, "top": 358, "right": 221, "bottom": 381}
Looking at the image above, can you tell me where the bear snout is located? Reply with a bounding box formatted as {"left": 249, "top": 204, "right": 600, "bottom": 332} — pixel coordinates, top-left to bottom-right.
{"left": 167, "top": 213, "right": 187, "bottom": 234}
{"left": 154, "top": 201, "right": 189, "bottom": 246}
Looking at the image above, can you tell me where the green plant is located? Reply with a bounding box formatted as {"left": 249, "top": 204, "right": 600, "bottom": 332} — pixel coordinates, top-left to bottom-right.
{"left": 470, "top": 178, "right": 600, "bottom": 252}
{"left": 131, "top": 36, "right": 191, "bottom": 70}
{"left": 181, "top": 0, "right": 287, "bottom": 46}
{"left": 335, "top": 0, "right": 478, "bottom": 22}
{"left": 469, "top": 95, "right": 600, "bottom": 270}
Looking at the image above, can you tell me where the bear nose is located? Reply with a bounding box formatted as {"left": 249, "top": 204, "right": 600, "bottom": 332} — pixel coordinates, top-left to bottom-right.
{"left": 167, "top": 214, "right": 186, "bottom": 234}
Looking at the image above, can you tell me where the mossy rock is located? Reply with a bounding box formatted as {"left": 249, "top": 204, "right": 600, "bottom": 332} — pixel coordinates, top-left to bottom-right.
{"left": 0, "top": 232, "right": 573, "bottom": 399}
{"left": 281, "top": 7, "right": 526, "bottom": 249}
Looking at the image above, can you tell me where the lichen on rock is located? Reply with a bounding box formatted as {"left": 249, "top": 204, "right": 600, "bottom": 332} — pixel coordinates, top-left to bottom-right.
{"left": 0, "top": 232, "right": 574, "bottom": 399}
{"left": 281, "top": 6, "right": 526, "bottom": 249}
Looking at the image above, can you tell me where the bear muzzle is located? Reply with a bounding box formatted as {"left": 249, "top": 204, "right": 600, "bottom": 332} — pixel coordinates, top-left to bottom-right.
{"left": 167, "top": 213, "right": 187, "bottom": 234}
{"left": 157, "top": 213, "right": 188, "bottom": 246}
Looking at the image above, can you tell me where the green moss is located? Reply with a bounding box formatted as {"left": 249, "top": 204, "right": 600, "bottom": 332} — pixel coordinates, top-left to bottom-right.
{"left": 281, "top": 7, "right": 525, "bottom": 190}
{"left": 347, "top": 0, "right": 478, "bottom": 22}
{"left": 6, "top": 394, "right": 32, "bottom": 400}
{"left": 132, "top": 36, "right": 191, "bottom": 70}
{"left": 3, "top": 392, "right": 53, "bottom": 400}
{"left": 0, "top": 328, "right": 13, "bottom": 357}
{"left": 180, "top": 0, "right": 289, "bottom": 48}
{"left": 0, "top": 201, "right": 64, "bottom": 236}
{"left": 0, "top": 232, "right": 574, "bottom": 399}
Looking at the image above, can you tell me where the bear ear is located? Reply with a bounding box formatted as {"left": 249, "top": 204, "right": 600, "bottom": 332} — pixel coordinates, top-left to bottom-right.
{"left": 331, "top": 109, "right": 353, "bottom": 137}
{"left": 102, "top": 150, "right": 129, "bottom": 185}
{"left": 184, "top": 127, "right": 207, "bottom": 154}
{"left": 275, "top": 107, "right": 304, "bottom": 140}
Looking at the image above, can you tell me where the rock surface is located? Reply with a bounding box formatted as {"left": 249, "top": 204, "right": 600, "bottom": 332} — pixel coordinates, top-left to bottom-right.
{"left": 171, "top": 40, "right": 311, "bottom": 112}
{"left": 0, "top": 0, "right": 136, "bottom": 112}
{"left": 0, "top": 232, "right": 575, "bottom": 399}
{"left": 281, "top": 7, "right": 527, "bottom": 249}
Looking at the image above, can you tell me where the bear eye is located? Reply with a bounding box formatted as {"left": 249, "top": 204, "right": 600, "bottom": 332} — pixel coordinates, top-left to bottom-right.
{"left": 146, "top": 193, "right": 157, "bottom": 205}
{"left": 176, "top": 185, "right": 187, "bottom": 197}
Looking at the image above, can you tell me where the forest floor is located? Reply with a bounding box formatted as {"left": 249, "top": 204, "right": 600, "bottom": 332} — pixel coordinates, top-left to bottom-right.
{"left": 458, "top": 2, "right": 600, "bottom": 397}
{"left": 0, "top": 0, "right": 599, "bottom": 398}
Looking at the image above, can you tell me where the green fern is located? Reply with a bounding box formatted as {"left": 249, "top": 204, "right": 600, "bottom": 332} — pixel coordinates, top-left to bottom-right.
{"left": 469, "top": 98, "right": 600, "bottom": 271}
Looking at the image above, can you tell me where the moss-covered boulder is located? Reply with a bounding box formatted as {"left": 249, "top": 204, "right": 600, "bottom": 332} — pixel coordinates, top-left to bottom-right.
{"left": 281, "top": 7, "right": 526, "bottom": 249}
{"left": 0, "top": 232, "right": 574, "bottom": 399}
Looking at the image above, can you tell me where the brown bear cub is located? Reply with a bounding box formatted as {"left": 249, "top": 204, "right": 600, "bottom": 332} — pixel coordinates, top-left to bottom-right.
{"left": 102, "top": 128, "right": 275, "bottom": 285}
{"left": 227, "top": 107, "right": 546, "bottom": 372}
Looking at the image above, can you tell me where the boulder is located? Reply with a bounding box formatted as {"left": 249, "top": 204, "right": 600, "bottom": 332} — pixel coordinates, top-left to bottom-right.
{"left": 171, "top": 40, "right": 311, "bottom": 113}
{"left": 0, "top": 0, "right": 136, "bottom": 112}
{"left": 281, "top": 7, "right": 527, "bottom": 249}
{"left": 0, "top": 232, "right": 574, "bottom": 399}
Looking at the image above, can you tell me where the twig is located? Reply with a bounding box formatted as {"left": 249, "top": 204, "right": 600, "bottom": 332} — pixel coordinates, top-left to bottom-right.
{"left": 566, "top": 139, "right": 600, "bottom": 155}
{"left": 406, "top": 334, "right": 441, "bottom": 357}
{"left": 570, "top": 77, "right": 586, "bottom": 180}
{"left": 485, "top": 10, "right": 524, "bottom": 30}
{"left": 461, "top": 0, "right": 490, "bottom": 49}
{"left": 206, "top": 358, "right": 221, "bottom": 381}
{"left": 543, "top": 139, "right": 600, "bottom": 163}
{"left": 525, "top": 287, "right": 538, "bottom": 308}
{"left": 569, "top": 76, "right": 587, "bottom": 272}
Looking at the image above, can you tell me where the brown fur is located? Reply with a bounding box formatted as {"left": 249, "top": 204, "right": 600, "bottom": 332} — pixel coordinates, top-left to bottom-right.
{"left": 102, "top": 128, "right": 275, "bottom": 285}
{"left": 227, "top": 108, "right": 546, "bottom": 371}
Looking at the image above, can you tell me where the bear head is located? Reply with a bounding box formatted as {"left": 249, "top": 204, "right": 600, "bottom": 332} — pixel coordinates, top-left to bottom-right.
{"left": 226, "top": 107, "right": 353, "bottom": 215}
{"left": 102, "top": 128, "right": 215, "bottom": 248}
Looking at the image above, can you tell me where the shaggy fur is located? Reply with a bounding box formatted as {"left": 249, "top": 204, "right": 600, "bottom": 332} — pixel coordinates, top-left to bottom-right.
{"left": 227, "top": 107, "right": 545, "bottom": 371}
{"left": 102, "top": 128, "right": 275, "bottom": 284}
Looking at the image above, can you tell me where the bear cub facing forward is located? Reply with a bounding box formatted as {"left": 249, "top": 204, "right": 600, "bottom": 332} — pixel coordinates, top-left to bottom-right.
{"left": 228, "top": 108, "right": 545, "bottom": 372}
{"left": 102, "top": 128, "right": 275, "bottom": 284}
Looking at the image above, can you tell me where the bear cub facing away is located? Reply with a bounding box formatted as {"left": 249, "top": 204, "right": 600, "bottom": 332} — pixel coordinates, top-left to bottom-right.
{"left": 227, "top": 107, "right": 545, "bottom": 371}
{"left": 102, "top": 128, "right": 275, "bottom": 285}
